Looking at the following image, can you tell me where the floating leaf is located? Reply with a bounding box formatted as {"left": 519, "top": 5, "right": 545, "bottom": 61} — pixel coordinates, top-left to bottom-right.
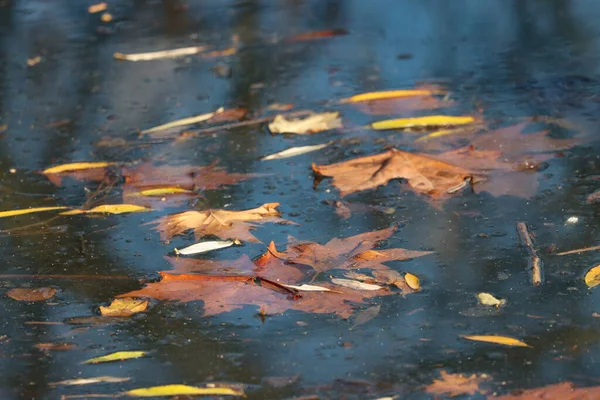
{"left": 261, "top": 143, "right": 330, "bottom": 160}
{"left": 7, "top": 287, "right": 56, "bottom": 301}
{"left": 280, "top": 283, "right": 331, "bottom": 292}
{"left": 461, "top": 335, "right": 530, "bottom": 347}
{"left": 414, "top": 124, "right": 483, "bottom": 142}
{"left": 0, "top": 206, "right": 69, "bottom": 219}
{"left": 425, "top": 370, "right": 490, "bottom": 397}
{"left": 141, "top": 110, "right": 216, "bottom": 134}
{"left": 62, "top": 204, "right": 151, "bottom": 215}
{"left": 88, "top": 3, "right": 108, "bottom": 13}
{"left": 331, "top": 278, "right": 383, "bottom": 291}
{"left": 114, "top": 46, "right": 209, "bottom": 62}
{"left": 82, "top": 351, "right": 147, "bottom": 364}
{"left": 269, "top": 112, "right": 342, "bottom": 134}
{"left": 341, "top": 89, "right": 442, "bottom": 103}
{"left": 50, "top": 376, "right": 131, "bottom": 387}
{"left": 286, "top": 29, "right": 348, "bottom": 42}
{"left": 494, "top": 382, "right": 600, "bottom": 400}
{"left": 138, "top": 187, "right": 194, "bottom": 196}
{"left": 477, "top": 292, "right": 506, "bottom": 307}
{"left": 404, "top": 273, "right": 420, "bottom": 290}
{"left": 350, "top": 305, "right": 381, "bottom": 329}
{"left": 124, "top": 384, "right": 244, "bottom": 397}
{"left": 371, "top": 115, "right": 475, "bottom": 130}
{"left": 174, "top": 239, "right": 241, "bottom": 256}
{"left": 99, "top": 298, "right": 149, "bottom": 317}
{"left": 42, "top": 162, "right": 117, "bottom": 175}
{"left": 585, "top": 265, "right": 600, "bottom": 288}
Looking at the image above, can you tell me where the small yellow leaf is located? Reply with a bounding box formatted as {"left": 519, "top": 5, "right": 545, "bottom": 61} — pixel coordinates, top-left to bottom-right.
{"left": 585, "top": 265, "right": 600, "bottom": 288}
{"left": 42, "top": 162, "right": 117, "bottom": 175}
{"left": 61, "top": 204, "right": 151, "bottom": 215}
{"left": 138, "top": 187, "right": 193, "bottom": 196}
{"left": 0, "top": 206, "right": 69, "bottom": 219}
{"left": 371, "top": 115, "right": 475, "bottom": 131}
{"left": 462, "top": 335, "right": 531, "bottom": 347}
{"left": 82, "top": 351, "right": 147, "bottom": 364}
{"left": 124, "top": 384, "right": 244, "bottom": 397}
{"left": 340, "top": 89, "right": 442, "bottom": 103}
{"left": 99, "top": 298, "right": 148, "bottom": 317}
{"left": 405, "top": 272, "right": 420, "bottom": 290}
{"left": 477, "top": 292, "right": 506, "bottom": 307}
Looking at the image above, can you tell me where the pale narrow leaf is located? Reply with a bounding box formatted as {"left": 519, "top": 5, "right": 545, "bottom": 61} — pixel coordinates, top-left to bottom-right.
{"left": 82, "top": 351, "right": 148, "bottom": 364}
{"left": 262, "top": 143, "right": 330, "bottom": 160}
{"left": 477, "top": 292, "right": 506, "bottom": 307}
{"left": 280, "top": 283, "right": 331, "bottom": 292}
{"left": 174, "top": 239, "right": 241, "bottom": 256}
{"left": 141, "top": 110, "right": 216, "bottom": 134}
{"left": 43, "top": 162, "right": 117, "bottom": 174}
{"left": 268, "top": 112, "right": 342, "bottom": 134}
{"left": 331, "top": 278, "right": 383, "bottom": 291}
{"left": 124, "top": 384, "right": 244, "bottom": 397}
{"left": 0, "top": 206, "right": 69, "bottom": 219}
{"left": 462, "top": 335, "right": 531, "bottom": 347}
{"left": 350, "top": 305, "right": 381, "bottom": 329}
{"left": 114, "top": 46, "right": 208, "bottom": 62}
{"left": 371, "top": 115, "right": 475, "bottom": 130}
{"left": 50, "top": 376, "right": 131, "bottom": 387}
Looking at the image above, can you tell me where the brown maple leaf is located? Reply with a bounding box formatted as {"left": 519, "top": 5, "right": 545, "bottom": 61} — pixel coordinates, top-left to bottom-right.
{"left": 424, "top": 370, "right": 489, "bottom": 398}
{"left": 494, "top": 382, "right": 600, "bottom": 400}
{"left": 151, "top": 202, "right": 294, "bottom": 243}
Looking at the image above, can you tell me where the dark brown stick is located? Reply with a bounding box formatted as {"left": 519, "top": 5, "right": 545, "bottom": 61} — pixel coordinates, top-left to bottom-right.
{"left": 516, "top": 222, "right": 544, "bottom": 286}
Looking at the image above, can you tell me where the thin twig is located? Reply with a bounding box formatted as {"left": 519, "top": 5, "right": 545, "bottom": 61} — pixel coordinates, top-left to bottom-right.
{"left": 516, "top": 222, "right": 544, "bottom": 286}
{"left": 555, "top": 245, "right": 600, "bottom": 256}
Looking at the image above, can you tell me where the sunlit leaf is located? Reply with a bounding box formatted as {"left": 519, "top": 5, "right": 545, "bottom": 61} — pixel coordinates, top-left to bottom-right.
{"left": 371, "top": 115, "right": 475, "bottom": 130}
{"left": 341, "top": 89, "right": 442, "bottom": 103}
{"left": 82, "top": 351, "right": 147, "bottom": 364}
{"left": 261, "top": 143, "right": 330, "bottom": 160}
{"left": 114, "top": 46, "right": 209, "bottom": 62}
{"left": 7, "top": 287, "right": 56, "bottom": 302}
{"left": 141, "top": 110, "right": 216, "bottom": 134}
{"left": 477, "top": 292, "right": 506, "bottom": 307}
{"left": 99, "top": 298, "right": 149, "bottom": 317}
{"left": 585, "top": 265, "right": 600, "bottom": 288}
{"left": 50, "top": 376, "right": 131, "bottom": 387}
{"left": 138, "top": 187, "right": 194, "bottom": 196}
{"left": 124, "top": 384, "right": 244, "bottom": 397}
{"left": 268, "top": 112, "right": 342, "bottom": 134}
{"left": 88, "top": 3, "right": 107, "bottom": 13}
{"left": 0, "top": 206, "right": 69, "bottom": 219}
{"left": 61, "top": 204, "right": 151, "bottom": 215}
{"left": 281, "top": 283, "right": 331, "bottom": 292}
{"left": 331, "top": 278, "right": 383, "bottom": 291}
{"left": 174, "top": 239, "right": 241, "bottom": 256}
{"left": 461, "top": 335, "right": 531, "bottom": 347}
{"left": 42, "top": 162, "right": 117, "bottom": 175}
{"left": 404, "top": 272, "right": 420, "bottom": 290}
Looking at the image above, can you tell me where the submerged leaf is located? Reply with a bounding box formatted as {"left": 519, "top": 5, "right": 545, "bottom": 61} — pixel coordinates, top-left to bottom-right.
{"left": 331, "top": 278, "right": 383, "bottom": 291}
{"left": 82, "top": 351, "right": 147, "bottom": 364}
{"left": 461, "top": 334, "right": 530, "bottom": 347}
{"left": 268, "top": 112, "right": 342, "bottom": 134}
{"left": 585, "top": 265, "right": 600, "bottom": 288}
{"left": 174, "top": 239, "right": 241, "bottom": 256}
{"left": 281, "top": 283, "right": 331, "bottom": 292}
{"left": 62, "top": 204, "right": 151, "bottom": 215}
{"left": 371, "top": 115, "right": 475, "bottom": 130}
{"left": 0, "top": 206, "right": 69, "bottom": 219}
{"left": 138, "top": 187, "right": 194, "bottom": 196}
{"left": 124, "top": 384, "right": 244, "bottom": 397}
{"left": 7, "top": 287, "right": 56, "bottom": 302}
{"left": 341, "top": 89, "right": 442, "bottom": 103}
{"left": 141, "top": 110, "right": 215, "bottom": 134}
{"left": 114, "top": 46, "right": 208, "bottom": 62}
{"left": 350, "top": 305, "right": 381, "bottom": 329}
{"left": 42, "top": 162, "right": 117, "bottom": 174}
{"left": 99, "top": 298, "right": 148, "bottom": 317}
{"left": 262, "top": 143, "right": 330, "bottom": 160}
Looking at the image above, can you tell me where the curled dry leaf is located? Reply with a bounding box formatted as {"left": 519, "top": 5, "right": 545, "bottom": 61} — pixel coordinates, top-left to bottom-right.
{"left": 404, "top": 272, "right": 420, "bottom": 291}
{"left": 7, "top": 287, "right": 56, "bottom": 301}
{"left": 268, "top": 112, "right": 342, "bottom": 134}
{"left": 424, "top": 370, "right": 489, "bottom": 398}
{"left": 0, "top": 206, "right": 69, "bottom": 219}
{"left": 99, "top": 298, "right": 149, "bottom": 317}
{"left": 461, "top": 334, "right": 531, "bottom": 347}
{"left": 584, "top": 265, "right": 600, "bottom": 288}
{"left": 371, "top": 115, "right": 475, "bottom": 130}
{"left": 124, "top": 384, "right": 244, "bottom": 397}
{"left": 477, "top": 292, "right": 506, "bottom": 307}
{"left": 152, "top": 202, "right": 293, "bottom": 243}
{"left": 61, "top": 204, "right": 151, "bottom": 215}
{"left": 174, "top": 239, "right": 241, "bottom": 256}
{"left": 82, "top": 350, "right": 148, "bottom": 364}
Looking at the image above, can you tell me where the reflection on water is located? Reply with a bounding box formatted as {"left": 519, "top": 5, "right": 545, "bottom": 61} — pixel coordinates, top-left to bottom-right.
{"left": 1, "top": 0, "right": 600, "bottom": 398}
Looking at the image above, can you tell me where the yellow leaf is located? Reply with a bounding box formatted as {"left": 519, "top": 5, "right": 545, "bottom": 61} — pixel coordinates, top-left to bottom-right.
{"left": 42, "top": 162, "right": 117, "bottom": 175}
{"left": 462, "top": 335, "right": 531, "bottom": 347}
{"left": 585, "top": 265, "right": 600, "bottom": 288}
{"left": 82, "top": 351, "right": 147, "bottom": 364}
{"left": 99, "top": 298, "right": 148, "bottom": 317}
{"left": 124, "top": 384, "right": 244, "bottom": 397}
{"left": 341, "top": 89, "right": 442, "bottom": 103}
{"left": 405, "top": 272, "right": 420, "bottom": 290}
{"left": 371, "top": 115, "right": 475, "bottom": 131}
{"left": 0, "top": 206, "right": 69, "bottom": 219}
{"left": 61, "top": 204, "right": 151, "bottom": 215}
{"left": 138, "top": 187, "right": 194, "bottom": 196}
{"left": 477, "top": 293, "right": 506, "bottom": 307}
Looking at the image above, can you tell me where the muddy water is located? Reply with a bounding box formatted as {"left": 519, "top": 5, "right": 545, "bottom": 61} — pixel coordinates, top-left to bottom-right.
{"left": 2, "top": 0, "right": 600, "bottom": 399}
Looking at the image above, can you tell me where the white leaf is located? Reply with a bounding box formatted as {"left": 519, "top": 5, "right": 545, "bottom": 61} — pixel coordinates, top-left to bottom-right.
{"left": 268, "top": 112, "right": 342, "bottom": 134}
{"left": 262, "top": 143, "right": 330, "bottom": 161}
{"left": 174, "top": 239, "right": 240, "bottom": 255}
{"left": 331, "top": 278, "right": 383, "bottom": 291}
{"left": 280, "top": 283, "right": 331, "bottom": 292}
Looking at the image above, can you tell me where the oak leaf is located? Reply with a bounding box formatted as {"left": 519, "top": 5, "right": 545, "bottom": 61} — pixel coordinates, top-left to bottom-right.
{"left": 151, "top": 203, "right": 293, "bottom": 243}
{"left": 425, "top": 370, "right": 489, "bottom": 398}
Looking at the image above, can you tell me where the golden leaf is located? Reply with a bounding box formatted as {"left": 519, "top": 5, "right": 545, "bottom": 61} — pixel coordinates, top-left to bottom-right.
{"left": 341, "top": 89, "right": 442, "bottom": 103}
{"left": 405, "top": 272, "right": 421, "bottom": 290}
{"left": 371, "top": 115, "right": 475, "bottom": 130}
{"left": 82, "top": 351, "right": 147, "bottom": 364}
{"left": 124, "top": 384, "right": 244, "bottom": 397}
{"left": 584, "top": 265, "right": 600, "bottom": 288}
{"left": 42, "top": 162, "right": 117, "bottom": 174}
{"left": 138, "top": 187, "right": 194, "bottom": 196}
{"left": 0, "top": 206, "right": 69, "bottom": 219}
{"left": 477, "top": 292, "right": 506, "bottom": 307}
{"left": 462, "top": 335, "right": 530, "bottom": 347}
{"left": 61, "top": 204, "right": 151, "bottom": 215}
{"left": 99, "top": 298, "right": 148, "bottom": 317}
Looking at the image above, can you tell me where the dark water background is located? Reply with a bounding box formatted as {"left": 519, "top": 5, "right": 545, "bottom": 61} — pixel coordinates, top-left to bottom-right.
{"left": 2, "top": 0, "right": 600, "bottom": 398}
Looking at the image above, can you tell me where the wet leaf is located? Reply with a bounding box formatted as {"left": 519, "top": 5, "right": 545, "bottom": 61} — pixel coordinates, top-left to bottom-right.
{"left": 281, "top": 283, "right": 331, "bottom": 292}
{"left": 49, "top": 376, "right": 131, "bottom": 387}
{"left": 138, "top": 187, "right": 194, "bottom": 196}
{"left": 424, "top": 370, "right": 489, "bottom": 397}
{"left": 414, "top": 124, "right": 484, "bottom": 142}
{"left": 341, "top": 89, "right": 442, "bottom": 103}
{"left": 261, "top": 143, "right": 330, "bottom": 160}
{"left": 404, "top": 272, "right": 420, "bottom": 291}
{"left": 461, "top": 334, "right": 531, "bottom": 347}
{"left": 174, "top": 239, "right": 241, "bottom": 256}
{"left": 0, "top": 206, "right": 69, "bottom": 219}
{"left": 61, "top": 204, "right": 151, "bottom": 215}
{"left": 114, "top": 46, "right": 209, "bottom": 62}
{"left": 7, "top": 287, "right": 56, "bottom": 301}
{"left": 371, "top": 115, "right": 475, "bottom": 130}
{"left": 82, "top": 350, "right": 147, "bottom": 364}
{"left": 269, "top": 112, "right": 342, "bottom": 134}
{"left": 494, "top": 382, "right": 600, "bottom": 399}
{"left": 286, "top": 28, "right": 348, "bottom": 42}
{"left": 350, "top": 305, "right": 381, "bottom": 329}
{"left": 331, "top": 278, "right": 383, "bottom": 291}
{"left": 152, "top": 202, "right": 292, "bottom": 243}
{"left": 124, "top": 384, "right": 244, "bottom": 397}
{"left": 99, "top": 298, "right": 149, "bottom": 317}
{"left": 477, "top": 292, "right": 506, "bottom": 307}
{"left": 88, "top": 3, "right": 108, "bottom": 13}
{"left": 42, "top": 162, "right": 117, "bottom": 175}
{"left": 141, "top": 110, "right": 216, "bottom": 134}
{"left": 584, "top": 265, "right": 600, "bottom": 288}
{"left": 34, "top": 342, "right": 76, "bottom": 351}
